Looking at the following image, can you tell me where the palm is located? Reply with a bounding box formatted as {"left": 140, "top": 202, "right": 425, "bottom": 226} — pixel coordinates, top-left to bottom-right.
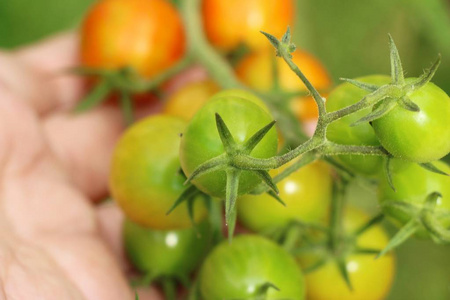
{"left": 0, "top": 34, "right": 160, "bottom": 300}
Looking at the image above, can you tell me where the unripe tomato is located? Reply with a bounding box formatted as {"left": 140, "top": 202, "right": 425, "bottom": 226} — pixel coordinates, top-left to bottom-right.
{"left": 199, "top": 235, "right": 305, "bottom": 299}
{"left": 180, "top": 94, "right": 278, "bottom": 198}
{"left": 372, "top": 79, "right": 450, "bottom": 163}
{"left": 236, "top": 49, "right": 331, "bottom": 121}
{"left": 123, "top": 218, "right": 210, "bottom": 278}
{"left": 326, "top": 75, "right": 391, "bottom": 176}
{"left": 202, "top": 0, "right": 294, "bottom": 52}
{"left": 378, "top": 159, "right": 450, "bottom": 237}
{"left": 238, "top": 160, "right": 333, "bottom": 232}
{"left": 298, "top": 208, "right": 395, "bottom": 300}
{"left": 110, "top": 115, "right": 207, "bottom": 230}
{"left": 81, "top": 0, "right": 185, "bottom": 78}
{"left": 163, "top": 80, "right": 220, "bottom": 121}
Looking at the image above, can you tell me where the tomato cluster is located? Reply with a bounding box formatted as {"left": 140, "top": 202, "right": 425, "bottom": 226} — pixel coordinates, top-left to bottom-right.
{"left": 76, "top": 0, "right": 450, "bottom": 299}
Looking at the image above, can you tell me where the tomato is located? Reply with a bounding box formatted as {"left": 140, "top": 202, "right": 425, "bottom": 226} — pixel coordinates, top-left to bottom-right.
{"left": 179, "top": 94, "right": 278, "bottom": 198}
{"left": 202, "top": 0, "right": 294, "bottom": 52}
{"left": 378, "top": 159, "right": 450, "bottom": 237}
{"left": 163, "top": 80, "right": 220, "bottom": 121}
{"left": 109, "top": 115, "right": 207, "bottom": 230}
{"left": 81, "top": 0, "right": 185, "bottom": 78}
{"left": 123, "top": 218, "right": 211, "bottom": 278}
{"left": 372, "top": 79, "right": 450, "bottom": 163}
{"left": 326, "top": 75, "right": 391, "bottom": 176}
{"left": 199, "top": 235, "right": 305, "bottom": 299}
{"left": 298, "top": 208, "right": 395, "bottom": 300}
{"left": 211, "top": 88, "right": 270, "bottom": 112}
{"left": 237, "top": 160, "right": 333, "bottom": 232}
{"left": 236, "top": 49, "right": 331, "bottom": 121}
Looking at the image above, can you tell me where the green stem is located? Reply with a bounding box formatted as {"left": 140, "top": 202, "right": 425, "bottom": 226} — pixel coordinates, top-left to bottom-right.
{"left": 329, "top": 179, "right": 347, "bottom": 252}
{"left": 180, "top": 0, "right": 243, "bottom": 89}
{"left": 161, "top": 279, "right": 177, "bottom": 300}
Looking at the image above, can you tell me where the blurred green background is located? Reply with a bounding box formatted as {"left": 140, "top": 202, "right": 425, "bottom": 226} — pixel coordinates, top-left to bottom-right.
{"left": 1, "top": 0, "right": 449, "bottom": 299}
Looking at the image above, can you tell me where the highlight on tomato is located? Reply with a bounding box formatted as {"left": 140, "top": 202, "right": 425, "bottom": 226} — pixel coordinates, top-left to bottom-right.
{"left": 238, "top": 160, "right": 333, "bottom": 233}
{"left": 81, "top": 0, "right": 185, "bottom": 78}
{"left": 202, "top": 0, "right": 294, "bottom": 52}
{"left": 235, "top": 49, "right": 331, "bottom": 121}
{"left": 109, "top": 115, "right": 208, "bottom": 230}
{"left": 123, "top": 218, "right": 211, "bottom": 280}
{"left": 198, "top": 235, "right": 306, "bottom": 299}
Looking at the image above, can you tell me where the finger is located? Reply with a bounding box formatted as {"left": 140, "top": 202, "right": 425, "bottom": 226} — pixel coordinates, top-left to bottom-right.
{"left": 5, "top": 32, "right": 83, "bottom": 115}
{"left": 44, "top": 101, "right": 162, "bottom": 201}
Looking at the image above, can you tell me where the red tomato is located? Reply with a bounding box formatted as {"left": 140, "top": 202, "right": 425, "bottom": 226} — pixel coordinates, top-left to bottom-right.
{"left": 202, "top": 0, "right": 294, "bottom": 52}
{"left": 81, "top": 0, "right": 185, "bottom": 78}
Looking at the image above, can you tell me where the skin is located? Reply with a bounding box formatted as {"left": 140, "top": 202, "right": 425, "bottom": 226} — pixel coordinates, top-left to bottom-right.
{"left": 0, "top": 33, "right": 161, "bottom": 300}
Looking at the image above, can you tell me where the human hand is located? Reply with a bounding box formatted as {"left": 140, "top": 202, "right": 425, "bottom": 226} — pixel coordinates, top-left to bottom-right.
{"left": 0, "top": 33, "right": 162, "bottom": 300}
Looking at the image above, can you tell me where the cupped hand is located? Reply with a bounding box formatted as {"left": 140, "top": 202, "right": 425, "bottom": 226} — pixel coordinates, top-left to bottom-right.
{"left": 0, "top": 33, "right": 162, "bottom": 300}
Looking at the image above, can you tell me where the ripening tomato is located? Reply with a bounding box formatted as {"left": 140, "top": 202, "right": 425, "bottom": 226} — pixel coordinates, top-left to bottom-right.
{"left": 179, "top": 93, "right": 278, "bottom": 198}
{"left": 372, "top": 79, "right": 450, "bottom": 163}
{"left": 81, "top": 0, "right": 185, "bottom": 78}
{"left": 123, "top": 218, "right": 211, "bottom": 278}
{"left": 378, "top": 159, "right": 450, "bottom": 237}
{"left": 236, "top": 49, "right": 331, "bottom": 121}
{"left": 238, "top": 160, "right": 333, "bottom": 232}
{"left": 202, "top": 0, "right": 294, "bottom": 52}
{"left": 326, "top": 75, "right": 391, "bottom": 176}
{"left": 199, "top": 235, "right": 305, "bottom": 299}
{"left": 163, "top": 80, "right": 220, "bottom": 121}
{"left": 109, "top": 115, "right": 207, "bottom": 230}
{"left": 298, "top": 208, "right": 395, "bottom": 300}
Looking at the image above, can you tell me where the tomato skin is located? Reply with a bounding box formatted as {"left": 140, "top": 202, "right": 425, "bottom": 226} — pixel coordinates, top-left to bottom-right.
{"left": 202, "top": 0, "right": 294, "bottom": 52}
{"left": 123, "top": 218, "right": 210, "bottom": 278}
{"left": 163, "top": 80, "right": 220, "bottom": 121}
{"left": 199, "top": 235, "right": 305, "bottom": 299}
{"left": 372, "top": 80, "right": 450, "bottom": 163}
{"left": 179, "top": 95, "right": 278, "bottom": 198}
{"left": 326, "top": 75, "right": 391, "bottom": 176}
{"left": 210, "top": 89, "right": 270, "bottom": 113}
{"left": 378, "top": 160, "right": 450, "bottom": 236}
{"left": 109, "top": 115, "right": 207, "bottom": 230}
{"left": 81, "top": 0, "right": 185, "bottom": 78}
{"left": 298, "top": 209, "right": 395, "bottom": 300}
{"left": 236, "top": 49, "right": 331, "bottom": 121}
{"left": 237, "top": 160, "right": 333, "bottom": 232}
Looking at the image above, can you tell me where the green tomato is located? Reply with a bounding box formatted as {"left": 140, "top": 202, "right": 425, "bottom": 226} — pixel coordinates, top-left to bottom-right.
{"left": 210, "top": 88, "right": 270, "bottom": 113}
{"left": 238, "top": 160, "right": 333, "bottom": 232}
{"left": 372, "top": 79, "right": 450, "bottom": 163}
{"left": 123, "top": 218, "right": 210, "bottom": 279}
{"left": 378, "top": 160, "right": 450, "bottom": 236}
{"left": 326, "top": 75, "right": 391, "bottom": 176}
{"left": 110, "top": 115, "right": 208, "bottom": 230}
{"left": 180, "top": 94, "right": 278, "bottom": 198}
{"left": 199, "top": 235, "right": 305, "bottom": 299}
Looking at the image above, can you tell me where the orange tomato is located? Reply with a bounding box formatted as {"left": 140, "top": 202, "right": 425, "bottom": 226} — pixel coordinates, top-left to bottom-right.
{"left": 202, "top": 0, "right": 294, "bottom": 52}
{"left": 236, "top": 49, "right": 331, "bottom": 121}
{"left": 163, "top": 80, "right": 220, "bottom": 121}
{"left": 81, "top": 0, "right": 185, "bottom": 78}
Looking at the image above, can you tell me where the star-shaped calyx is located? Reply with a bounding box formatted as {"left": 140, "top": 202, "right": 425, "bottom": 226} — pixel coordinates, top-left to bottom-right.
{"left": 341, "top": 34, "right": 441, "bottom": 127}
{"left": 181, "top": 114, "right": 282, "bottom": 242}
